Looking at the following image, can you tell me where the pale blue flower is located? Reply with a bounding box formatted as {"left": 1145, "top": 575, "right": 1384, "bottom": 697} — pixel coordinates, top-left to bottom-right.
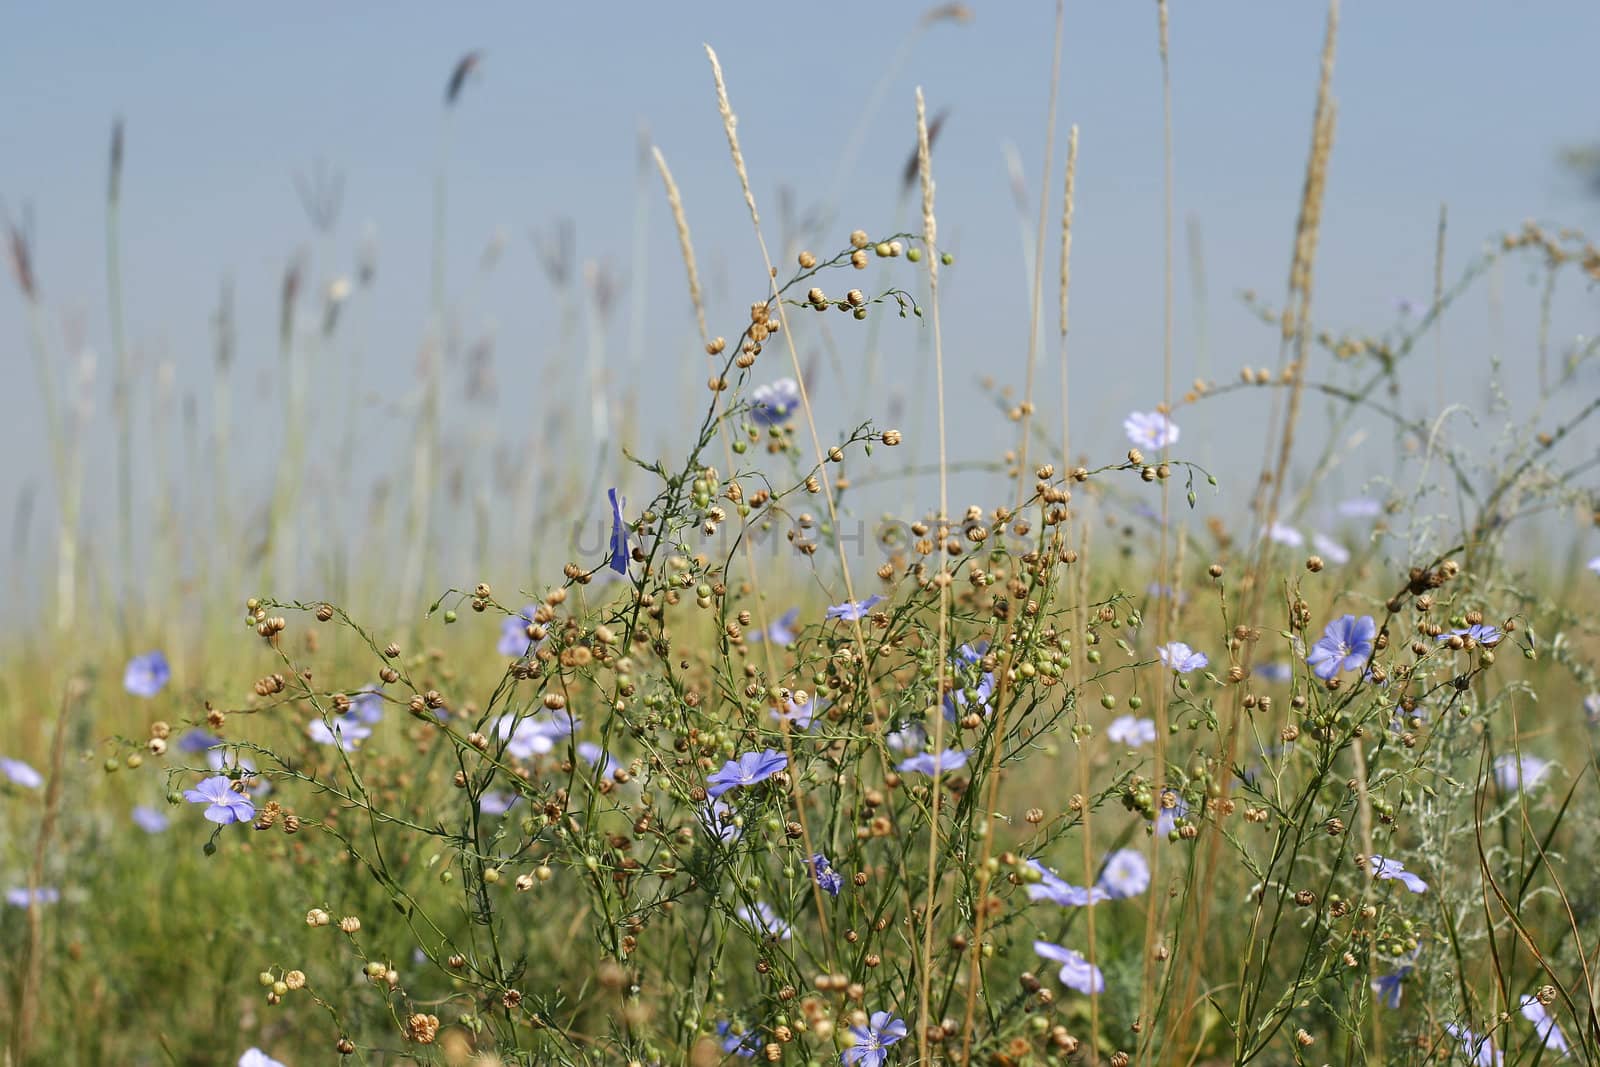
{"left": 124, "top": 651, "right": 171, "bottom": 697}
{"left": 895, "top": 749, "right": 969, "bottom": 776}
{"left": 813, "top": 853, "right": 843, "bottom": 898}
{"left": 1588, "top": 555, "right": 1600, "bottom": 576}
{"left": 177, "top": 729, "right": 220, "bottom": 754}
{"left": 498, "top": 605, "right": 537, "bottom": 657}
{"left": 1154, "top": 791, "right": 1189, "bottom": 837}
{"left": 717, "top": 1021, "right": 760, "bottom": 1058}
{"left": 349, "top": 685, "right": 385, "bottom": 724}
{"left": 494, "top": 711, "right": 578, "bottom": 760}
{"left": 773, "top": 696, "right": 822, "bottom": 730}
{"left": 132, "top": 804, "right": 170, "bottom": 834}
{"left": 1123, "top": 410, "right": 1178, "bottom": 450}
{"left": 0, "top": 757, "right": 43, "bottom": 789}
{"left": 826, "top": 595, "right": 884, "bottom": 622}
{"left": 842, "top": 1011, "right": 907, "bottom": 1067}
{"left": 1157, "top": 641, "right": 1208, "bottom": 673}
{"left": 1493, "top": 753, "right": 1551, "bottom": 794}
{"left": 607, "top": 488, "right": 630, "bottom": 575}
{"left": 1519, "top": 994, "right": 1570, "bottom": 1057}
{"left": 735, "top": 901, "right": 792, "bottom": 940}
{"left": 238, "top": 1050, "right": 287, "bottom": 1067}
{"left": 885, "top": 722, "right": 927, "bottom": 752}
{"left": 943, "top": 643, "right": 996, "bottom": 721}
{"left": 1106, "top": 715, "right": 1157, "bottom": 748}
{"left": 707, "top": 749, "right": 787, "bottom": 799}
{"left": 1024, "top": 860, "right": 1108, "bottom": 907}
{"left": 309, "top": 713, "right": 372, "bottom": 751}
{"left": 1585, "top": 694, "right": 1600, "bottom": 725}
{"left": 1443, "top": 1023, "right": 1502, "bottom": 1067}
{"left": 1099, "top": 848, "right": 1151, "bottom": 899}
{"left": 1338, "top": 496, "right": 1383, "bottom": 518}
{"left": 5, "top": 887, "right": 60, "bottom": 908}
{"left": 1312, "top": 532, "right": 1350, "bottom": 565}
{"left": 751, "top": 377, "right": 801, "bottom": 426}
{"left": 1368, "top": 854, "right": 1428, "bottom": 894}
{"left": 751, "top": 607, "right": 800, "bottom": 645}
{"left": 705, "top": 799, "right": 740, "bottom": 843}
{"left": 1266, "top": 521, "right": 1304, "bottom": 547}
{"left": 1255, "top": 662, "right": 1294, "bottom": 683}
{"left": 1371, "top": 964, "right": 1411, "bottom": 1009}
{"left": 1437, "top": 623, "right": 1503, "bottom": 646}
{"left": 1033, "top": 941, "right": 1104, "bottom": 994}
{"left": 182, "top": 775, "right": 255, "bottom": 825}
{"left": 576, "top": 742, "right": 622, "bottom": 780}
{"left": 479, "top": 791, "right": 518, "bottom": 816}
{"left": 1307, "top": 614, "right": 1376, "bottom": 680}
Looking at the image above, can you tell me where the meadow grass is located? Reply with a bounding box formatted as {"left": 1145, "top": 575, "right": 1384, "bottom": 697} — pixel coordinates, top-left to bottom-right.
{"left": 5, "top": 8, "right": 1600, "bottom": 1067}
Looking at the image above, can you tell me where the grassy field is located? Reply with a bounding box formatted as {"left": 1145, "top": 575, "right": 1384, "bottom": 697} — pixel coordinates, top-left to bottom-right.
{"left": 6, "top": 7, "right": 1600, "bottom": 1067}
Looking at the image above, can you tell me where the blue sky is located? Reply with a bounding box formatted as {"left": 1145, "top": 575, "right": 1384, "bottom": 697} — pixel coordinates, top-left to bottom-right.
{"left": 4, "top": 3, "right": 1599, "bottom": 596}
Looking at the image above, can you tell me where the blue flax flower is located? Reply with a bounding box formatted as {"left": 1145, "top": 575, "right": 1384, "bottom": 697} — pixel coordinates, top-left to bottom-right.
{"left": 735, "top": 901, "right": 792, "bottom": 940}
{"left": 1368, "top": 854, "right": 1428, "bottom": 894}
{"left": 813, "top": 853, "right": 843, "bottom": 898}
{"left": 705, "top": 799, "right": 740, "bottom": 843}
{"left": 5, "top": 887, "right": 60, "bottom": 908}
{"left": 1266, "top": 521, "right": 1304, "bottom": 547}
{"left": 717, "top": 1021, "right": 760, "bottom": 1058}
{"left": 1106, "top": 716, "right": 1156, "bottom": 748}
{"left": 773, "top": 696, "right": 822, "bottom": 730}
{"left": 842, "top": 1011, "right": 907, "bottom": 1067}
{"left": 0, "top": 757, "right": 43, "bottom": 789}
{"left": 238, "top": 1050, "right": 288, "bottom": 1067}
{"left": 1024, "top": 860, "right": 1108, "bottom": 907}
{"left": 498, "top": 605, "right": 538, "bottom": 657}
{"left": 1312, "top": 532, "right": 1350, "bottom": 565}
{"left": 751, "top": 607, "right": 800, "bottom": 645}
{"left": 124, "top": 651, "right": 171, "bottom": 697}
{"left": 607, "top": 488, "right": 629, "bottom": 575}
{"left": 1338, "top": 496, "right": 1382, "bottom": 518}
{"left": 943, "top": 643, "right": 996, "bottom": 721}
{"left": 1154, "top": 791, "right": 1189, "bottom": 837}
{"left": 309, "top": 713, "right": 372, "bottom": 751}
{"left": 751, "top": 377, "right": 801, "bottom": 426}
{"left": 183, "top": 775, "right": 256, "bottom": 825}
{"left": 1306, "top": 614, "right": 1376, "bottom": 680}
{"left": 1033, "top": 941, "right": 1104, "bottom": 994}
{"left": 349, "top": 685, "right": 385, "bottom": 723}
{"left": 577, "top": 741, "right": 620, "bottom": 777}
{"left": 1493, "top": 753, "right": 1551, "bottom": 794}
{"left": 1099, "top": 848, "right": 1152, "bottom": 899}
{"left": 1157, "top": 641, "right": 1208, "bottom": 673}
{"left": 1371, "top": 962, "right": 1413, "bottom": 1009}
{"left": 1518, "top": 994, "right": 1570, "bottom": 1057}
{"left": 132, "top": 804, "right": 170, "bottom": 834}
{"left": 1123, "top": 410, "right": 1178, "bottom": 450}
{"left": 1437, "top": 623, "right": 1502, "bottom": 647}
{"left": 1443, "top": 1023, "right": 1502, "bottom": 1067}
{"left": 826, "top": 594, "right": 884, "bottom": 622}
{"left": 707, "top": 749, "right": 787, "bottom": 799}
{"left": 895, "top": 748, "right": 969, "bottom": 776}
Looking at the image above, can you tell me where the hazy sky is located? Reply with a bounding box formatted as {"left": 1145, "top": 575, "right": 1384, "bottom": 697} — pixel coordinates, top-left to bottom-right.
{"left": 4, "top": 3, "right": 1599, "bottom": 604}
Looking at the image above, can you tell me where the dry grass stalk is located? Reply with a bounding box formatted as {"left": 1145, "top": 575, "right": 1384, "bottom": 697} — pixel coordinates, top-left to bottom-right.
{"left": 1139, "top": 4, "right": 1180, "bottom": 1061}
{"left": 911, "top": 84, "right": 952, "bottom": 1067}
{"left": 960, "top": 3, "right": 1066, "bottom": 1058}
{"left": 651, "top": 147, "right": 709, "bottom": 346}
